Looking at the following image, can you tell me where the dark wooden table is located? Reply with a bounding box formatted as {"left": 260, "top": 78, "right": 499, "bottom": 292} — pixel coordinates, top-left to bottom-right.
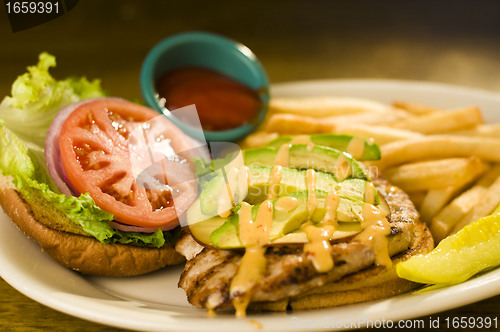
{"left": 1, "top": 1, "right": 500, "bottom": 330}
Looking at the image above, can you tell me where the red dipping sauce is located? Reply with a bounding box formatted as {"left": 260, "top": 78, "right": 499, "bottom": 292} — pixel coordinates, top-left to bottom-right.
{"left": 155, "top": 67, "right": 261, "bottom": 131}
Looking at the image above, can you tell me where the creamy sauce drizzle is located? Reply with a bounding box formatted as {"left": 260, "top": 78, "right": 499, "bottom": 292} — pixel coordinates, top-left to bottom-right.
{"left": 267, "top": 165, "right": 283, "bottom": 200}
{"left": 306, "top": 169, "right": 318, "bottom": 218}
{"left": 274, "top": 146, "right": 290, "bottom": 167}
{"left": 274, "top": 196, "right": 299, "bottom": 212}
{"left": 346, "top": 137, "right": 366, "bottom": 160}
{"left": 206, "top": 309, "right": 217, "bottom": 318}
{"left": 274, "top": 135, "right": 314, "bottom": 167}
{"left": 247, "top": 319, "right": 263, "bottom": 330}
{"left": 237, "top": 201, "right": 273, "bottom": 245}
{"left": 301, "top": 189, "right": 341, "bottom": 272}
{"left": 322, "top": 190, "right": 340, "bottom": 229}
{"left": 290, "top": 135, "right": 314, "bottom": 150}
{"left": 231, "top": 200, "right": 273, "bottom": 317}
{"left": 364, "top": 182, "right": 376, "bottom": 205}
{"left": 231, "top": 246, "right": 267, "bottom": 317}
{"left": 334, "top": 153, "right": 352, "bottom": 181}
{"left": 302, "top": 222, "right": 335, "bottom": 272}
{"left": 354, "top": 203, "right": 392, "bottom": 267}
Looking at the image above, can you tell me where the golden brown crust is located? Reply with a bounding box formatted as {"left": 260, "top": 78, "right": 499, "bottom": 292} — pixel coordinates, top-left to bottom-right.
{"left": 0, "top": 176, "right": 184, "bottom": 277}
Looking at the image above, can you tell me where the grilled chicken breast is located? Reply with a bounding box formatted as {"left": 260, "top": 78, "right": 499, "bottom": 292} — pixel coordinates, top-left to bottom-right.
{"left": 177, "top": 177, "right": 432, "bottom": 311}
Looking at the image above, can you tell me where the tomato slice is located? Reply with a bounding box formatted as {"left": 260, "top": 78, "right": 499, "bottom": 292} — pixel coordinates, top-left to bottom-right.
{"left": 59, "top": 99, "right": 197, "bottom": 230}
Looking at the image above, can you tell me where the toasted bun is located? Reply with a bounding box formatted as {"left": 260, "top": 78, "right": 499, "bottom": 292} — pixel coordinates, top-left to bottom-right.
{"left": 0, "top": 175, "right": 184, "bottom": 277}
{"left": 250, "top": 217, "right": 433, "bottom": 311}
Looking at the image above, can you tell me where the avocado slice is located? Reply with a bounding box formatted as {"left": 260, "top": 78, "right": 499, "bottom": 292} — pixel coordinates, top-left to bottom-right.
{"left": 207, "top": 213, "right": 242, "bottom": 248}
{"left": 198, "top": 166, "right": 249, "bottom": 216}
{"left": 210, "top": 190, "right": 366, "bottom": 249}
{"left": 246, "top": 166, "right": 337, "bottom": 204}
{"left": 243, "top": 145, "right": 367, "bottom": 180}
{"left": 267, "top": 134, "right": 381, "bottom": 161}
{"left": 199, "top": 165, "right": 375, "bottom": 215}
{"left": 246, "top": 166, "right": 375, "bottom": 204}
{"left": 197, "top": 148, "right": 248, "bottom": 216}
{"left": 199, "top": 171, "right": 227, "bottom": 216}
{"left": 186, "top": 197, "right": 227, "bottom": 246}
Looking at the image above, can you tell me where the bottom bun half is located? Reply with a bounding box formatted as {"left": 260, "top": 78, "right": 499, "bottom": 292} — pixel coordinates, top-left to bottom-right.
{"left": 0, "top": 177, "right": 184, "bottom": 277}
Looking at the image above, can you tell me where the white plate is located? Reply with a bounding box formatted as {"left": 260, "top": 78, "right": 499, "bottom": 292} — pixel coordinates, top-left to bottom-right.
{"left": 2, "top": 79, "right": 500, "bottom": 331}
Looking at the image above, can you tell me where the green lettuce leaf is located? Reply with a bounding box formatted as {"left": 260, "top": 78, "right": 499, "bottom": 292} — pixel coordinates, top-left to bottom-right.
{"left": 0, "top": 53, "right": 173, "bottom": 248}
{"left": 17, "top": 177, "right": 115, "bottom": 240}
{"left": 17, "top": 177, "right": 166, "bottom": 247}
{"left": 0, "top": 52, "right": 105, "bottom": 148}
{"left": 0, "top": 121, "right": 35, "bottom": 179}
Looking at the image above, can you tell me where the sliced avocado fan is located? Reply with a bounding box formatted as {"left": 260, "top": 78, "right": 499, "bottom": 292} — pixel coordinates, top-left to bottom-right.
{"left": 199, "top": 166, "right": 377, "bottom": 216}
{"left": 188, "top": 134, "right": 383, "bottom": 249}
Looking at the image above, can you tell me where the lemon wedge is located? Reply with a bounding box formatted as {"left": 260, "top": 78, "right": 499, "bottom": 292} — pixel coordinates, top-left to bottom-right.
{"left": 397, "top": 212, "right": 500, "bottom": 287}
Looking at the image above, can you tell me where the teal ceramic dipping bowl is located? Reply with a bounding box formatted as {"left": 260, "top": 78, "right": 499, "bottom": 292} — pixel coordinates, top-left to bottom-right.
{"left": 140, "top": 32, "right": 269, "bottom": 142}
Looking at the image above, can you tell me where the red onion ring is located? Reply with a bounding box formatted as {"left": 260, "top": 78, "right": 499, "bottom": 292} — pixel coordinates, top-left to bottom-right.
{"left": 45, "top": 98, "right": 124, "bottom": 196}
{"left": 108, "top": 220, "right": 170, "bottom": 233}
{"left": 45, "top": 101, "right": 87, "bottom": 196}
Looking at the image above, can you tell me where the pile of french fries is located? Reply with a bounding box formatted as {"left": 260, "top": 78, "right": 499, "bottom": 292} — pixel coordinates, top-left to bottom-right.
{"left": 241, "top": 96, "right": 500, "bottom": 243}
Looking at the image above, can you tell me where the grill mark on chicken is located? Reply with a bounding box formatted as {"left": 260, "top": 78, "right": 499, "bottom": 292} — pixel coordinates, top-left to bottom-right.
{"left": 177, "top": 176, "right": 419, "bottom": 310}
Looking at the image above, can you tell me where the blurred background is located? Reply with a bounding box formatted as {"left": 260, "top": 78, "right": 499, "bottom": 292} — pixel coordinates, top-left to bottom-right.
{"left": 2, "top": 0, "right": 500, "bottom": 100}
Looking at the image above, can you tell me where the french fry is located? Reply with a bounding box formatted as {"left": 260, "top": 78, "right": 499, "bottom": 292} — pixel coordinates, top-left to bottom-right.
{"left": 240, "top": 132, "right": 279, "bottom": 149}
{"left": 450, "top": 168, "right": 500, "bottom": 235}
{"left": 270, "top": 96, "right": 396, "bottom": 117}
{"left": 265, "top": 113, "right": 335, "bottom": 134}
{"left": 335, "top": 124, "right": 423, "bottom": 145}
{"left": 419, "top": 162, "right": 488, "bottom": 224}
{"left": 390, "top": 106, "right": 483, "bottom": 134}
{"left": 393, "top": 100, "right": 442, "bottom": 115}
{"left": 431, "top": 165, "right": 500, "bottom": 242}
{"left": 383, "top": 157, "right": 487, "bottom": 192}
{"left": 266, "top": 111, "right": 408, "bottom": 135}
{"left": 372, "top": 135, "right": 500, "bottom": 170}
{"left": 419, "top": 177, "right": 475, "bottom": 225}
{"left": 430, "top": 174, "right": 496, "bottom": 243}
{"left": 452, "top": 123, "right": 500, "bottom": 138}
{"left": 420, "top": 188, "right": 456, "bottom": 224}
{"left": 326, "top": 112, "right": 409, "bottom": 126}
